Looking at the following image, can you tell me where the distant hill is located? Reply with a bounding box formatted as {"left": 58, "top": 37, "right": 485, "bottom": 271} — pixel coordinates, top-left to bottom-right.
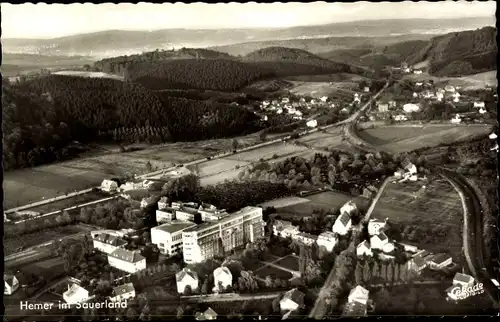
{"left": 3, "top": 17, "right": 493, "bottom": 57}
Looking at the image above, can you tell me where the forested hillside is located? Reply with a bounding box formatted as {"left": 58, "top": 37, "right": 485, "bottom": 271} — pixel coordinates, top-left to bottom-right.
{"left": 94, "top": 48, "right": 234, "bottom": 76}
{"left": 3, "top": 75, "right": 261, "bottom": 170}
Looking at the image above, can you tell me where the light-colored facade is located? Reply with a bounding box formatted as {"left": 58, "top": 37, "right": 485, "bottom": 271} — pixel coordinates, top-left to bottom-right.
{"left": 213, "top": 266, "right": 233, "bottom": 293}
{"left": 295, "top": 232, "right": 318, "bottom": 246}
{"left": 382, "top": 242, "right": 395, "bottom": 253}
{"left": 92, "top": 233, "right": 127, "bottom": 254}
{"left": 107, "top": 249, "right": 146, "bottom": 274}
{"left": 151, "top": 221, "right": 197, "bottom": 256}
{"left": 316, "top": 231, "right": 338, "bottom": 252}
{"left": 429, "top": 253, "right": 453, "bottom": 270}
{"left": 280, "top": 288, "right": 305, "bottom": 312}
{"left": 109, "top": 283, "right": 135, "bottom": 302}
{"left": 198, "top": 203, "right": 229, "bottom": 222}
{"left": 332, "top": 213, "right": 352, "bottom": 236}
{"left": 453, "top": 273, "right": 474, "bottom": 288}
{"left": 101, "top": 179, "right": 118, "bottom": 192}
{"left": 356, "top": 241, "right": 372, "bottom": 257}
{"left": 370, "top": 232, "right": 389, "bottom": 250}
{"left": 156, "top": 209, "right": 175, "bottom": 224}
{"left": 63, "top": 284, "right": 89, "bottom": 305}
{"left": 348, "top": 285, "right": 370, "bottom": 305}
{"left": 157, "top": 197, "right": 169, "bottom": 210}
{"left": 4, "top": 275, "right": 19, "bottom": 295}
{"left": 176, "top": 268, "right": 199, "bottom": 294}
{"left": 182, "top": 207, "right": 265, "bottom": 264}
{"left": 340, "top": 201, "right": 357, "bottom": 215}
{"left": 368, "top": 219, "right": 387, "bottom": 236}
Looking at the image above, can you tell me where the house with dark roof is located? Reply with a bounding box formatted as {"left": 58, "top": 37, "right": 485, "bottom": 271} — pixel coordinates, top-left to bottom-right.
{"left": 107, "top": 249, "right": 146, "bottom": 274}
{"left": 428, "top": 253, "right": 453, "bottom": 270}
{"left": 408, "top": 255, "right": 427, "bottom": 274}
{"left": 92, "top": 233, "right": 128, "bottom": 254}
{"left": 4, "top": 275, "right": 19, "bottom": 295}
{"left": 356, "top": 241, "right": 372, "bottom": 258}
{"left": 348, "top": 285, "right": 370, "bottom": 305}
{"left": 280, "top": 288, "right": 305, "bottom": 313}
{"left": 370, "top": 232, "right": 389, "bottom": 250}
{"left": 176, "top": 268, "right": 199, "bottom": 294}
{"left": 332, "top": 213, "right": 352, "bottom": 236}
{"left": 453, "top": 273, "right": 474, "bottom": 288}
{"left": 195, "top": 307, "right": 218, "bottom": 320}
{"left": 109, "top": 282, "right": 135, "bottom": 302}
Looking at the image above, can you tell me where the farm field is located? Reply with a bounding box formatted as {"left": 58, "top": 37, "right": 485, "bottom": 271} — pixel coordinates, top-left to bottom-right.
{"left": 371, "top": 177, "right": 463, "bottom": 258}
{"left": 20, "top": 190, "right": 109, "bottom": 215}
{"left": 23, "top": 256, "right": 66, "bottom": 280}
{"left": 4, "top": 224, "right": 94, "bottom": 256}
{"left": 403, "top": 70, "right": 497, "bottom": 91}
{"left": 200, "top": 167, "right": 246, "bottom": 186}
{"left": 259, "top": 196, "right": 310, "bottom": 209}
{"left": 287, "top": 80, "right": 359, "bottom": 99}
{"left": 357, "top": 125, "right": 492, "bottom": 153}
{"left": 195, "top": 158, "right": 250, "bottom": 177}
{"left": 297, "top": 127, "right": 356, "bottom": 152}
{"left": 278, "top": 191, "right": 368, "bottom": 216}
{"left": 229, "top": 143, "right": 308, "bottom": 162}
{"left": 255, "top": 265, "right": 293, "bottom": 281}
{"left": 274, "top": 255, "right": 300, "bottom": 272}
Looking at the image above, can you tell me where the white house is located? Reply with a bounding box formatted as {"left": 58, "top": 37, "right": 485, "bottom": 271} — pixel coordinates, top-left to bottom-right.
{"left": 394, "top": 115, "right": 407, "bottom": 121}
{"left": 348, "top": 285, "right": 370, "bottom": 305}
{"left": 341, "top": 107, "right": 349, "bottom": 114}
{"left": 436, "top": 92, "right": 444, "bottom": 101}
{"left": 401, "top": 159, "right": 417, "bottom": 175}
{"left": 156, "top": 209, "right": 175, "bottom": 223}
{"left": 263, "top": 101, "right": 270, "bottom": 107}
{"left": 4, "top": 275, "right": 19, "bottom": 295}
{"left": 415, "top": 82, "right": 423, "bottom": 87}
{"left": 364, "top": 86, "right": 370, "bottom": 92}
{"left": 151, "top": 221, "right": 197, "bottom": 256}
{"left": 453, "top": 273, "right": 475, "bottom": 289}
{"left": 491, "top": 144, "right": 499, "bottom": 152}
{"left": 452, "top": 92, "right": 461, "bottom": 99}
{"left": 213, "top": 266, "right": 232, "bottom": 293}
{"left": 295, "top": 232, "right": 318, "bottom": 246}
{"left": 158, "top": 197, "right": 169, "bottom": 210}
{"left": 109, "top": 283, "right": 135, "bottom": 302}
{"left": 92, "top": 233, "right": 127, "bottom": 254}
{"left": 310, "top": 99, "right": 317, "bottom": 104}
{"left": 489, "top": 133, "right": 497, "bottom": 140}
{"left": 195, "top": 308, "right": 218, "bottom": 321}
{"left": 451, "top": 114, "right": 462, "bottom": 124}
{"left": 474, "top": 101, "right": 485, "bottom": 108}
{"left": 280, "top": 288, "right": 305, "bottom": 312}
{"left": 340, "top": 201, "right": 357, "bottom": 215}
{"left": 444, "top": 85, "right": 455, "bottom": 92}
{"left": 370, "top": 232, "right": 389, "bottom": 250}
{"left": 63, "top": 284, "right": 89, "bottom": 305}
{"left": 332, "top": 213, "right": 352, "bottom": 236}
{"left": 320, "top": 96, "right": 328, "bottom": 102}
{"left": 282, "top": 97, "right": 290, "bottom": 104}
{"left": 294, "top": 110, "right": 303, "bottom": 117}
{"left": 316, "top": 231, "right": 338, "bottom": 252}
{"left": 479, "top": 107, "right": 487, "bottom": 114}
{"left": 272, "top": 220, "right": 293, "bottom": 236}
{"left": 413, "top": 92, "right": 418, "bottom": 98}
{"left": 413, "top": 70, "right": 422, "bottom": 75}
{"left": 101, "top": 179, "right": 118, "bottom": 193}
{"left": 276, "top": 108, "right": 283, "bottom": 114}
{"left": 107, "top": 249, "right": 146, "bottom": 274}
{"left": 368, "top": 218, "right": 388, "bottom": 236}
{"left": 263, "top": 115, "right": 269, "bottom": 121}
{"left": 382, "top": 242, "right": 395, "bottom": 253}
{"left": 378, "top": 103, "right": 389, "bottom": 112}
{"left": 453, "top": 97, "right": 460, "bottom": 103}
{"left": 281, "top": 226, "right": 300, "bottom": 239}
{"left": 403, "top": 103, "right": 420, "bottom": 113}
{"left": 306, "top": 120, "right": 318, "bottom": 128}
{"left": 388, "top": 101, "right": 397, "bottom": 108}
{"left": 428, "top": 253, "right": 453, "bottom": 270}
{"left": 356, "top": 241, "right": 372, "bottom": 257}
{"left": 176, "top": 268, "right": 199, "bottom": 294}
{"left": 299, "top": 98, "right": 306, "bottom": 103}
{"left": 422, "top": 91, "right": 433, "bottom": 99}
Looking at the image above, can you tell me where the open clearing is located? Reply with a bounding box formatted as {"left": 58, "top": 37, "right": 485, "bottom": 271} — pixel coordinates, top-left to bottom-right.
{"left": 403, "top": 70, "right": 497, "bottom": 91}
{"left": 371, "top": 176, "right": 462, "bottom": 257}
{"left": 23, "top": 256, "right": 66, "bottom": 279}
{"left": 288, "top": 81, "right": 358, "bottom": 99}
{"left": 297, "top": 127, "right": 356, "bottom": 152}
{"left": 255, "top": 265, "right": 293, "bottom": 280}
{"left": 278, "top": 191, "right": 369, "bottom": 216}
{"left": 259, "top": 196, "right": 310, "bottom": 209}
{"left": 20, "top": 190, "right": 109, "bottom": 215}
{"left": 4, "top": 224, "right": 94, "bottom": 256}
{"left": 196, "top": 158, "right": 250, "bottom": 177}
{"left": 274, "top": 255, "right": 300, "bottom": 272}
{"left": 357, "top": 125, "right": 492, "bottom": 154}
{"left": 229, "top": 143, "right": 308, "bottom": 162}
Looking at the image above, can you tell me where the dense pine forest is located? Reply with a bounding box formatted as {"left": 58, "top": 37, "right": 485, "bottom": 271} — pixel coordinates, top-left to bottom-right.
{"left": 2, "top": 75, "right": 262, "bottom": 170}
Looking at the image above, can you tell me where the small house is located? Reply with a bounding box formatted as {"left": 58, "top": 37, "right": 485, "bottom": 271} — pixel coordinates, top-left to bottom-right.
{"left": 413, "top": 70, "right": 422, "bottom": 75}
{"left": 4, "top": 275, "right": 19, "bottom": 295}
{"left": 401, "top": 159, "right": 417, "bottom": 175}
{"left": 320, "top": 96, "right": 328, "bottom": 102}
{"left": 368, "top": 218, "right": 387, "bottom": 236}
{"left": 451, "top": 114, "right": 462, "bottom": 124}
{"left": 340, "top": 201, "right": 357, "bottom": 215}
{"left": 92, "top": 232, "right": 127, "bottom": 254}
{"left": 280, "top": 288, "right": 305, "bottom": 312}
{"left": 370, "top": 232, "right": 389, "bottom": 250}
{"left": 377, "top": 103, "right": 389, "bottom": 112}
{"left": 356, "top": 241, "right": 372, "bottom": 257}
{"left": 158, "top": 197, "right": 169, "bottom": 210}
{"left": 444, "top": 85, "right": 455, "bottom": 92}
{"left": 393, "top": 115, "right": 407, "bottom": 121}
{"left": 473, "top": 101, "right": 485, "bottom": 108}
{"left": 364, "top": 86, "right": 370, "bottom": 93}
{"left": 403, "top": 103, "right": 420, "bottom": 113}
{"left": 295, "top": 232, "right": 318, "bottom": 246}
{"left": 176, "top": 268, "right": 199, "bottom": 294}
{"left": 479, "top": 107, "right": 487, "bottom": 114}
{"left": 213, "top": 267, "right": 232, "bottom": 293}
{"left": 453, "top": 273, "right": 474, "bottom": 289}
{"left": 413, "top": 92, "right": 418, "bottom": 98}
{"left": 109, "top": 283, "right": 135, "bottom": 302}
{"left": 316, "top": 231, "right": 338, "bottom": 252}
{"left": 101, "top": 179, "right": 118, "bottom": 193}
{"left": 306, "top": 120, "right": 318, "bottom": 128}
{"left": 489, "top": 133, "right": 497, "bottom": 140}
{"left": 107, "top": 248, "right": 146, "bottom": 274}
{"left": 382, "top": 242, "right": 395, "bottom": 253}
{"left": 408, "top": 255, "right": 427, "bottom": 274}
{"left": 332, "top": 213, "right": 352, "bottom": 236}
{"left": 428, "top": 253, "right": 453, "bottom": 270}
{"left": 394, "top": 169, "right": 406, "bottom": 178}
{"left": 282, "top": 97, "right": 290, "bottom": 104}
{"left": 415, "top": 82, "right": 423, "bottom": 87}
{"left": 348, "top": 285, "right": 370, "bottom": 305}
{"left": 63, "top": 283, "right": 89, "bottom": 305}
{"left": 263, "top": 101, "right": 270, "bottom": 107}
{"left": 195, "top": 307, "right": 218, "bottom": 321}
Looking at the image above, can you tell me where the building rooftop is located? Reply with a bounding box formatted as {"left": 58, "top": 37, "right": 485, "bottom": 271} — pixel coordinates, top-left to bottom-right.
{"left": 454, "top": 273, "right": 474, "bottom": 284}
{"left": 93, "top": 233, "right": 127, "bottom": 247}
{"left": 282, "top": 288, "right": 305, "bottom": 305}
{"left": 337, "top": 213, "right": 351, "bottom": 226}
{"left": 109, "top": 248, "right": 145, "bottom": 263}
{"left": 213, "top": 266, "right": 232, "bottom": 280}
{"left": 176, "top": 268, "right": 199, "bottom": 282}
{"left": 64, "top": 284, "right": 87, "bottom": 298}
{"left": 430, "top": 253, "right": 452, "bottom": 265}
{"left": 184, "top": 206, "right": 262, "bottom": 233}
{"left": 112, "top": 283, "right": 135, "bottom": 297}
{"left": 152, "top": 221, "right": 197, "bottom": 234}
{"left": 4, "top": 275, "right": 17, "bottom": 287}
{"left": 297, "top": 232, "right": 318, "bottom": 240}
{"left": 357, "top": 240, "right": 370, "bottom": 249}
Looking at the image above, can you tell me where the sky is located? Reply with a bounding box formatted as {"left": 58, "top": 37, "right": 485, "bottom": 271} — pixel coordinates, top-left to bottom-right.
{"left": 1, "top": 1, "right": 496, "bottom": 39}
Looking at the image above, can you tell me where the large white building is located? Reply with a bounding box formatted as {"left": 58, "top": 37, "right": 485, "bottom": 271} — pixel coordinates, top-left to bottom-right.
{"left": 316, "top": 231, "right": 338, "bottom": 252}
{"left": 107, "top": 249, "right": 146, "bottom": 274}
{"left": 332, "top": 213, "right": 352, "bottom": 236}
{"left": 109, "top": 283, "right": 135, "bottom": 302}
{"left": 63, "top": 284, "right": 89, "bottom": 305}
{"left": 213, "top": 266, "right": 233, "bottom": 293}
{"left": 370, "top": 232, "right": 389, "bottom": 250}
{"left": 101, "top": 179, "right": 118, "bottom": 193}
{"left": 151, "top": 221, "right": 197, "bottom": 256}
{"left": 197, "top": 203, "right": 229, "bottom": 222}
{"left": 182, "top": 207, "right": 265, "bottom": 264}
{"left": 92, "top": 233, "right": 127, "bottom": 254}
{"left": 356, "top": 241, "right": 372, "bottom": 257}
{"left": 176, "top": 268, "right": 199, "bottom": 294}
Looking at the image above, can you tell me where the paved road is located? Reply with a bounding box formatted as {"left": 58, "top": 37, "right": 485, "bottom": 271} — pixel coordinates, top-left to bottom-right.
{"left": 181, "top": 290, "right": 284, "bottom": 303}
{"left": 363, "top": 177, "right": 392, "bottom": 222}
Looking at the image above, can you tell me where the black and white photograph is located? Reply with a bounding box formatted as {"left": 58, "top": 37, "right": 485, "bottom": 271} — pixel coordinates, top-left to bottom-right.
{"left": 2, "top": 1, "right": 498, "bottom": 320}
